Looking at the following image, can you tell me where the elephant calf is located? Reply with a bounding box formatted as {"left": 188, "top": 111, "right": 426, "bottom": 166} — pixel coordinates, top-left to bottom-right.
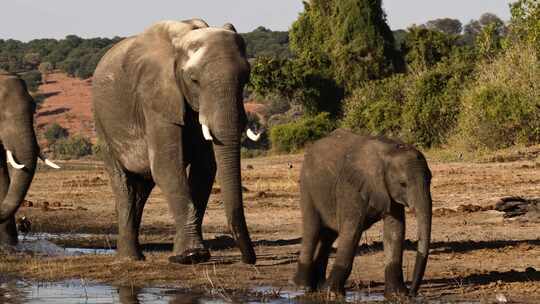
{"left": 294, "top": 129, "right": 432, "bottom": 298}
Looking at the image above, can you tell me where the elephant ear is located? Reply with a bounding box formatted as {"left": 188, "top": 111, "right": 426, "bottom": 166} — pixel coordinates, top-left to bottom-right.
{"left": 341, "top": 145, "right": 392, "bottom": 209}
{"left": 223, "top": 23, "right": 238, "bottom": 33}
{"left": 130, "top": 19, "right": 209, "bottom": 125}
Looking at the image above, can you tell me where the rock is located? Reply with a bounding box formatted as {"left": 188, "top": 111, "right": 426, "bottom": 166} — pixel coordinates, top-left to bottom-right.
{"left": 457, "top": 204, "right": 484, "bottom": 213}
{"left": 495, "top": 293, "right": 508, "bottom": 303}
{"left": 21, "top": 200, "right": 33, "bottom": 207}
{"left": 246, "top": 164, "right": 254, "bottom": 170}
{"left": 495, "top": 196, "right": 540, "bottom": 219}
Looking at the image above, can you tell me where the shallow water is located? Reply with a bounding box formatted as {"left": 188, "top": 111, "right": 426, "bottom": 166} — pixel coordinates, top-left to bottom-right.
{"left": 16, "top": 233, "right": 115, "bottom": 257}
{"left": 0, "top": 280, "right": 387, "bottom": 304}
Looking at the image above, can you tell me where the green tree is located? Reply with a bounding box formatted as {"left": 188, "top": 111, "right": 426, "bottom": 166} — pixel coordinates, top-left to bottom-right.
{"left": 44, "top": 123, "right": 69, "bottom": 144}
{"left": 425, "top": 18, "right": 463, "bottom": 35}
{"left": 287, "top": 0, "right": 398, "bottom": 115}
{"left": 402, "top": 27, "right": 458, "bottom": 72}
{"left": 509, "top": 0, "right": 540, "bottom": 55}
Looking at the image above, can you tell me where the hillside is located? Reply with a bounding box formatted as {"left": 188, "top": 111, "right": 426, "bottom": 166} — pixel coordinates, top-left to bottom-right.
{"left": 35, "top": 73, "right": 95, "bottom": 143}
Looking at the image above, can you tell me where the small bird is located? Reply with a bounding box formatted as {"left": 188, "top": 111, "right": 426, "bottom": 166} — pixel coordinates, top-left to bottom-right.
{"left": 17, "top": 216, "right": 32, "bottom": 235}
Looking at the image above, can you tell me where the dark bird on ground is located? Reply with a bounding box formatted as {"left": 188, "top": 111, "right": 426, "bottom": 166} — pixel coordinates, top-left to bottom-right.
{"left": 17, "top": 216, "right": 31, "bottom": 234}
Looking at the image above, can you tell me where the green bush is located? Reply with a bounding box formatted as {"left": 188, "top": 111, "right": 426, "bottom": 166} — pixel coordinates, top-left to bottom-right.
{"left": 270, "top": 112, "right": 336, "bottom": 152}
{"left": 401, "top": 59, "right": 472, "bottom": 147}
{"left": 19, "top": 70, "right": 42, "bottom": 92}
{"left": 342, "top": 54, "right": 474, "bottom": 147}
{"left": 455, "top": 44, "right": 540, "bottom": 149}
{"left": 51, "top": 135, "right": 93, "bottom": 159}
{"left": 44, "top": 123, "right": 68, "bottom": 144}
{"left": 91, "top": 139, "right": 106, "bottom": 160}
{"left": 341, "top": 74, "right": 407, "bottom": 137}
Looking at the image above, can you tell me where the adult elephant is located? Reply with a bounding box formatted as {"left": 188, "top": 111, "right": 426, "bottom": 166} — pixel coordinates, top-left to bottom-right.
{"left": 0, "top": 72, "right": 59, "bottom": 246}
{"left": 293, "top": 129, "right": 432, "bottom": 298}
{"left": 92, "top": 19, "right": 259, "bottom": 264}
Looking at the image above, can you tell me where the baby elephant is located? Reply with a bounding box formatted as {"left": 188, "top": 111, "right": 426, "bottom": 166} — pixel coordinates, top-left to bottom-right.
{"left": 294, "top": 129, "right": 432, "bottom": 298}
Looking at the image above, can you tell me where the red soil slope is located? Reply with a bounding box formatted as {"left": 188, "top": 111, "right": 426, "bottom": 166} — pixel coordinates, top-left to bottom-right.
{"left": 35, "top": 73, "right": 95, "bottom": 143}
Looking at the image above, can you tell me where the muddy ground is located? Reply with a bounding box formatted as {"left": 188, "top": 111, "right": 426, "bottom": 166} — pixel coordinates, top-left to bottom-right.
{"left": 1, "top": 150, "right": 539, "bottom": 303}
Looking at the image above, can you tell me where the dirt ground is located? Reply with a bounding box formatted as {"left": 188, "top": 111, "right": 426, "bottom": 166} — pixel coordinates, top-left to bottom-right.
{"left": 1, "top": 150, "right": 539, "bottom": 303}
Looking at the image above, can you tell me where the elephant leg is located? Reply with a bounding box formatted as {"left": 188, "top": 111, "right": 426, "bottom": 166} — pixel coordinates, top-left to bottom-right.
{"left": 293, "top": 190, "right": 321, "bottom": 290}
{"left": 312, "top": 227, "right": 338, "bottom": 289}
{"left": 323, "top": 217, "right": 364, "bottom": 295}
{"left": 383, "top": 204, "right": 408, "bottom": 296}
{"left": 104, "top": 153, "right": 153, "bottom": 260}
{"left": 148, "top": 123, "right": 209, "bottom": 264}
{"left": 187, "top": 144, "right": 216, "bottom": 241}
{"left": 0, "top": 149, "right": 17, "bottom": 246}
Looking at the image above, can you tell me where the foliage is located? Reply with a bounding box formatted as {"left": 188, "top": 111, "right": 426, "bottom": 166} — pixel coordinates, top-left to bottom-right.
{"left": 0, "top": 36, "right": 120, "bottom": 79}
{"left": 19, "top": 70, "right": 42, "bottom": 92}
{"left": 283, "top": 0, "right": 398, "bottom": 116}
{"left": 241, "top": 27, "right": 290, "bottom": 58}
{"left": 270, "top": 112, "right": 336, "bottom": 152}
{"left": 425, "top": 18, "right": 463, "bottom": 35}
{"left": 44, "top": 123, "right": 69, "bottom": 144}
{"left": 342, "top": 53, "right": 475, "bottom": 148}
{"left": 509, "top": 0, "right": 540, "bottom": 55}
{"left": 476, "top": 23, "right": 504, "bottom": 60}
{"left": 91, "top": 139, "right": 106, "bottom": 160}
{"left": 462, "top": 13, "right": 506, "bottom": 46}
{"left": 342, "top": 74, "right": 407, "bottom": 137}
{"left": 0, "top": 26, "right": 291, "bottom": 80}
{"left": 248, "top": 55, "right": 344, "bottom": 116}
{"left": 455, "top": 44, "right": 540, "bottom": 149}
{"left": 50, "top": 135, "right": 93, "bottom": 159}
{"left": 402, "top": 27, "right": 458, "bottom": 72}
{"left": 401, "top": 58, "right": 473, "bottom": 147}
{"left": 290, "top": 0, "right": 398, "bottom": 90}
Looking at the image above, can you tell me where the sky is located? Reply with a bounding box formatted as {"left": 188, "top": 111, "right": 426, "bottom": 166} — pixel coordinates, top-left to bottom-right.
{"left": 0, "top": 1, "right": 515, "bottom": 41}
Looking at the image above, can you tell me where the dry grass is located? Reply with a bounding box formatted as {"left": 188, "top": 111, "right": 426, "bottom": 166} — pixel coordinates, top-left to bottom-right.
{"left": 1, "top": 151, "right": 540, "bottom": 301}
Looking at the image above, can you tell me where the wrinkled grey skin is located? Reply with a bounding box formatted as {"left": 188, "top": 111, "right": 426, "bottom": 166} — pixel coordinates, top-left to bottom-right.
{"left": 0, "top": 73, "right": 39, "bottom": 246}
{"left": 92, "top": 19, "right": 255, "bottom": 264}
{"left": 294, "top": 129, "right": 432, "bottom": 298}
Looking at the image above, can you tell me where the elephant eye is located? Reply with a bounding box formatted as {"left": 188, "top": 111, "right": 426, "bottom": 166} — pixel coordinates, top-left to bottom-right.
{"left": 400, "top": 182, "right": 407, "bottom": 188}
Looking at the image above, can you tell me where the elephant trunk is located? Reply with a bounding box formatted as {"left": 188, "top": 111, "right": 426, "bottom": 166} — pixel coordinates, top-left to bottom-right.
{"left": 409, "top": 177, "right": 432, "bottom": 295}
{"left": 0, "top": 126, "right": 38, "bottom": 223}
{"left": 213, "top": 141, "right": 256, "bottom": 264}
{"left": 204, "top": 84, "right": 255, "bottom": 264}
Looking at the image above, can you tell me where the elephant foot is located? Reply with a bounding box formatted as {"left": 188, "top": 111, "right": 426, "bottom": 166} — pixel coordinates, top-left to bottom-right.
{"left": 117, "top": 247, "right": 145, "bottom": 261}
{"left": 321, "top": 266, "right": 347, "bottom": 295}
{"left": 293, "top": 263, "right": 315, "bottom": 291}
{"left": 384, "top": 284, "right": 409, "bottom": 299}
{"left": 168, "top": 248, "right": 211, "bottom": 264}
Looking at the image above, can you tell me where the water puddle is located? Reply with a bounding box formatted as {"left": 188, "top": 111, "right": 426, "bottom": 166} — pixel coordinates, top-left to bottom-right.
{"left": 0, "top": 279, "right": 387, "bottom": 304}
{"left": 14, "top": 233, "right": 115, "bottom": 257}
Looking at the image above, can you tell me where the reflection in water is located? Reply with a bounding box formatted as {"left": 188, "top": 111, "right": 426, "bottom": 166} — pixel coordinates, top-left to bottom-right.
{"left": 0, "top": 279, "right": 387, "bottom": 304}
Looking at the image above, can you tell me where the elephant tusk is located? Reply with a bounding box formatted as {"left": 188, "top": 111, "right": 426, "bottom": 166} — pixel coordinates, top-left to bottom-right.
{"left": 6, "top": 150, "right": 25, "bottom": 169}
{"left": 246, "top": 129, "right": 261, "bottom": 142}
{"left": 201, "top": 124, "right": 213, "bottom": 141}
{"left": 39, "top": 153, "right": 61, "bottom": 169}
